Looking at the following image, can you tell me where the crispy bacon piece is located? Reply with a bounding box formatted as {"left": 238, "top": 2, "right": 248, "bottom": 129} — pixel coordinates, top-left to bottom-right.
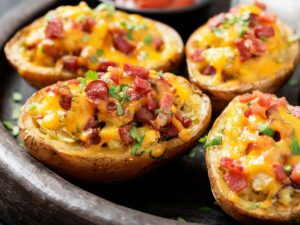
{"left": 201, "top": 66, "right": 216, "bottom": 75}
{"left": 123, "top": 64, "right": 149, "bottom": 79}
{"left": 160, "top": 92, "right": 173, "bottom": 110}
{"left": 154, "top": 92, "right": 173, "bottom": 128}
{"left": 63, "top": 56, "right": 78, "bottom": 71}
{"left": 254, "top": 25, "right": 275, "bottom": 39}
{"left": 81, "top": 17, "right": 96, "bottom": 33}
{"left": 126, "top": 88, "right": 143, "bottom": 101}
{"left": 259, "top": 12, "right": 277, "bottom": 23}
{"left": 99, "top": 61, "right": 118, "bottom": 72}
{"left": 291, "top": 163, "right": 300, "bottom": 186}
{"left": 257, "top": 93, "right": 272, "bottom": 108}
{"left": 85, "top": 80, "right": 108, "bottom": 103}
{"left": 84, "top": 116, "right": 98, "bottom": 130}
{"left": 153, "top": 36, "right": 164, "bottom": 51}
{"left": 88, "top": 129, "right": 101, "bottom": 145}
{"left": 190, "top": 48, "right": 204, "bottom": 62}
{"left": 254, "top": 0, "right": 266, "bottom": 10}
{"left": 133, "top": 77, "right": 151, "bottom": 94}
{"left": 107, "top": 101, "right": 117, "bottom": 111}
{"left": 136, "top": 107, "right": 154, "bottom": 123}
{"left": 45, "top": 17, "right": 64, "bottom": 39}
{"left": 160, "top": 123, "right": 178, "bottom": 139}
{"left": 273, "top": 164, "right": 288, "bottom": 182}
{"left": 113, "top": 35, "right": 135, "bottom": 54}
{"left": 55, "top": 82, "right": 72, "bottom": 110}
{"left": 42, "top": 41, "right": 60, "bottom": 58}
{"left": 220, "top": 157, "right": 247, "bottom": 192}
{"left": 239, "top": 94, "right": 256, "bottom": 103}
{"left": 147, "top": 92, "right": 157, "bottom": 112}
{"left": 119, "top": 125, "right": 133, "bottom": 145}
{"left": 175, "top": 112, "right": 192, "bottom": 128}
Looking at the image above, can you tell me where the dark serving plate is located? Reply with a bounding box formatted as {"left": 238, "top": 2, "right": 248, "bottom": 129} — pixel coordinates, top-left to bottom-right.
{"left": 0, "top": 1, "right": 299, "bottom": 225}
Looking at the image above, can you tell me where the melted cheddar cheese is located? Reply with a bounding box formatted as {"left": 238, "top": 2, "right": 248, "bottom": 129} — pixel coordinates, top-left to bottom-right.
{"left": 18, "top": 2, "right": 179, "bottom": 75}
{"left": 206, "top": 91, "right": 300, "bottom": 211}
{"left": 27, "top": 65, "right": 198, "bottom": 158}
{"left": 187, "top": 3, "right": 297, "bottom": 87}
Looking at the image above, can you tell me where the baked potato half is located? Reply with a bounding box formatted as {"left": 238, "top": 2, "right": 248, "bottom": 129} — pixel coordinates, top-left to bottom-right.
{"left": 205, "top": 91, "right": 300, "bottom": 224}
{"left": 5, "top": 2, "right": 184, "bottom": 88}
{"left": 19, "top": 64, "right": 211, "bottom": 183}
{"left": 186, "top": 1, "right": 299, "bottom": 112}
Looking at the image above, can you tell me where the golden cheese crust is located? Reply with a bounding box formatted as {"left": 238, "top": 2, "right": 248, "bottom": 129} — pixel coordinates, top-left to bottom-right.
{"left": 19, "top": 66, "right": 211, "bottom": 183}
{"left": 186, "top": 3, "right": 299, "bottom": 112}
{"left": 206, "top": 91, "right": 300, "bottom": 224}
{"left": 5, "top": 2, "right": 184, "bottom": 88}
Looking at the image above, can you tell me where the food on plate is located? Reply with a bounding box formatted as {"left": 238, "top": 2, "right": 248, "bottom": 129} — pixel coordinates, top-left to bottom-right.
{"left": 186, "top": 1, "right": 299, "bottom": 111}
{"left": 18, "top": 64, "right": 211, "bottom": 183}
{"left": 112, "top": 0, "right": 195, "bottom": 9}
{"left": 5, "top": 2, "right": 184, "bottom": 88}
{"left": 206, "top": 91, "right": 300, "bottom": 223}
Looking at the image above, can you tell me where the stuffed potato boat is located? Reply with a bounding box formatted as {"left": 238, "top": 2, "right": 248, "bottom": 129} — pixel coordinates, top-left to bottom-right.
{"left": 5, "top": 2, "right": 184, "bottom": 88}
{"left": 206, "top": 91, "right": 300, "bottom": 224}
{"left": 186, "top": 1, "right": 299, "bottom": 111}
{"left": 19, "top": 64, "right": 211, "bottom": 183}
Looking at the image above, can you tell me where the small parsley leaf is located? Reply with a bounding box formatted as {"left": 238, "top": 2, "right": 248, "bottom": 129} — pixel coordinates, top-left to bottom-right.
{"left": 258, "top": 124, "right": 274, "bottom": 137}
{"left": 205, "top": 136, "right": 222, "bottom": 148}
{"left": 85, "top": 70, "right": 98, "bottom": 81}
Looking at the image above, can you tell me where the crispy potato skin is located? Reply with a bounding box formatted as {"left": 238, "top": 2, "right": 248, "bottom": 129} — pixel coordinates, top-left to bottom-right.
{"left": 19, "top": 82, "right": 211, "bottom": 184}
{"left": 206, "top": 97, "right": 300, "bottom": 224}
{"left": 5, "top": 18, "right": 184, "bottom": 89}
{"left": 186, "top": 21, "right": 300, "bottom": 114}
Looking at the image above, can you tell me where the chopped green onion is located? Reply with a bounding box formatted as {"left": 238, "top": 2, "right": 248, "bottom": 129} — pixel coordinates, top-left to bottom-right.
{"left": 116, "top": 102, "right": 123, "bottom": 116}
{"left": 89, "top": 55, "right": 98, "bottom": 64}
{"left": 143, "top": 35, "right": 153, "bottom": 45}
{"left": 77, "top": 77, "right": 87, "bottom": 88}
{"left": 12, "top": 108, "right": 20, "bottom": 120}
{"left": 258, "top": 124, "right": 274, "bottom": 137}
{"left": 85, "top": 70, "right": 98, "bottom": 81}
{"left": 291, "top": 129, "right": 300, "bottom": 155}
{"left": 260, "top": 36, "right": 267, "bottom": 42}
{"left": 96, "top": 49, "right": 105, "bottom": 56}
{"left": 3, "top": 121, "right": 14, "bottom": 130}
{"left": 199, "top": 135, "right": 207, "bottom": 143}
{"left": 205, "top": 136, "right": 222, "bottom": 148}
{"left": 212, "top": 27, "right": 223, "bottom": 36}
{"left": 157, "top": 70, "right": 164, "bottom": 76}
{"left": 12, "top": 126, "right": 19, "bottom": 137}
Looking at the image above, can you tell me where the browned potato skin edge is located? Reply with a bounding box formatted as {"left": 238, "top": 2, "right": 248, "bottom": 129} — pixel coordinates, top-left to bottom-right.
{"left": 5, "top": 17, "right": 184, "bottom": 89}
{"left": 19, "top": 83, "right": 211, "bottom": 184}
{"left": 206, "top": 97, "right": 300, "bottom": 224}
{"left": 186, "top": 21, "right": 300, "bottom": 114}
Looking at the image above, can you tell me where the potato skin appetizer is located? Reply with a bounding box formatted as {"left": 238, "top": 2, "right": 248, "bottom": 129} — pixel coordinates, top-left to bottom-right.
{"left": 186, "top": 1, "right": 299, "bottom": 111}
{"left": 19, "top": 64, "right": 211, "bottom": 183}
{"left": 5, "top": 2, "right": 184, "bottom": 88}
{"left": 206, "top": 91, "right": 300, "bottom": 224}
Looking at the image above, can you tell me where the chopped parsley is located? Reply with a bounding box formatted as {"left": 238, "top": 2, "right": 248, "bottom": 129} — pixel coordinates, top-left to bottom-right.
{"left": 248, "top": 202, "right": 261, "bottom": 210}
{"left": 85, "top": 70, "right": 98, "bottom": 81}
{"left": 116, "top": 102, "right": 123, "bottom": 116}
{"left": 291, "top": 129, "right": 300, "bottom": 155}
{"left": 96, "top": 2, "right": 116, "bottom": 17}
{"left": 130, "top": 127, "right": 145, "bottom": 156}
{"left": 157, "top": 70, "right": 164, "bottom": 76}
{"left": 199, "top": 135, "right": 207, "bottom": 143}
{"left": 82, "top": 35, "right": 90, "bottom": 42}
{"left": 205, "top": 136, "right": 222, "bottom": 148}
{"left": 77, "top": 77, "right": 87, "bottom": 88}
{"left": 258, "top": 124, "right": 274, "bottom": 137}
{"left": 120, "top": 20, "right": 148, "bottom": 41}
{"left": 212, "top": 27, "right": 223, "bottom": 36}
{"left": 12, "top": 92, "right": 23, "bottom": 102}
{"left": 109, "top": 84, "right": 129, "bottom": 103}
{"left": 143, "top": 35, "right": 153, "bottom": 45}
{"left": 96, "top": 49, "right": 105, "bottom": 56}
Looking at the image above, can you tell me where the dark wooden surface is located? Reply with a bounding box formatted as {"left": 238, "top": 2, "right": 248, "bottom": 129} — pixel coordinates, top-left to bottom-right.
{"left": 0, "top": 0, "right": 299, "bottom": 225}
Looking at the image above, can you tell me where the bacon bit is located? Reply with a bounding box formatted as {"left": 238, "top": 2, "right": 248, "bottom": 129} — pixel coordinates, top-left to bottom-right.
{"left": 239, "top": 94, "right": 256, "bottom": 103}
{"left": 63, "top": 56, "right": 78, "bottom": 71}
{"left": 123, "top": 64, "right": 149, "bottom": 79}
{"left": 290, "top": 163, "right": 300, "bottom": 186}
{"left": 119, "top": 125, "right": 133, "bottom": 145}
{"left": 259, "top": 12, "right": 277, "bottom": 23}
{"left": 55, "top": 82, "right": 72, "bottom": 110}
{"left": 153, "top": 36, "right": 164, "bottom": 51}
{"left": 209, "top": 13, "right": 225, "bottom": 28}
{"left": 67, "top": 79, "right": 80, "bottom": 86}
{"left": 257, "top": 93, "right": 272, "bottom": 108}
{"left": 45, "top": 17, "right": 64, "bottom": 39}
{"left": 160, "top": 92, "right": 173, "bottom": 110}
{"left": 126, "top": 88, "right": 143, "bottom": 101}
{"left": 220, "top": 157, "right": 247, "bottom": 192}
{"left": 154, "top": 92, "right": 174, "bottom": 128}
{"left": 244, "top": 108, "right": 252, "bottom": 117}
{"left": 81, "top": 17, "right": 96, "bottom": 33}
{"left": 158, "top": 76, "right": 173, "bottom": 87}
{"left": 107, "top": 101, "right": 117, "bottom": 111}
{"left": 254, "top": 25, "right": 275, "bottom": 39}
{"left": 134, "top": 77, "right": 151, "bottom": 94}
{"left": 88, "top": 129, "right": 101, "bottom": 145}
{"left": 273, "top": 164, "right": 288, "bottom": 182}
{"left": 190, "top": 48, "right": 204, "bottom": 62}
{"left": 136, "top": 107, "right": 154, "bottom": 123}
{"left": 160, "top": 123, "right": 178, "bottom": 139}
{"left": 84, "top": 116, "right": 98, "bottom": 130}
{"left": 201, "top": 66, "right": 216, "bottom": 75}
{"left": 290, "top": 106, "right": 300, "bottom": 119}
{"left": 85, "top": 80, "right": 108, "bottom": 103}
{"left": 147, "top": 92, "right": 157, "bottom": 112}
{"left": 42, "top": 41, "right": 60, "bottom": 58}
{"left": 245, "top": 143, "right": 256, "bottom": 154}
{"left": 254, "top": 0, "right": 266, "bottom": 10}
{"left": 175, "top": 112, "right": 192, "bottom": 128}
{"left": 110, "top": 71, "right": 120, "bottom": 85}
{"left": 113, "top": 35, "right": 136, "bottom": 54}
{"left": 99, "top": 61, "right": 118, "bottom": 72}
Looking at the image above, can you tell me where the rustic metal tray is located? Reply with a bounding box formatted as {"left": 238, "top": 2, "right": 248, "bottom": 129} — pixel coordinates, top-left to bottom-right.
{"left": 0, "top": 1, "right": 299, "bottom": 225}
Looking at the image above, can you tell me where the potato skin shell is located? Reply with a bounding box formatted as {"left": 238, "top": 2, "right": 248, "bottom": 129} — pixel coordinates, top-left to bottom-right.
{"left": 5, "top": 17, "right": 184, "bottom": 89}
{"left": 186, "top": 21, "right": 300, "bottom": 114}
{"left": 205, "top": 97, "right": 300, "bottom": 224}
{"left": 19, "top": 83, "right": 211, "bottom": 184}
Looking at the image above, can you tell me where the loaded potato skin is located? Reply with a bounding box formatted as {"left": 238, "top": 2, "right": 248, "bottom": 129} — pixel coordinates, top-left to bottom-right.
{"left": 206, "top": 91, "right": 300, "bottom": 224}
{"left": 186, "top": 1, "right": 299, "bottom": 112}
{"left": 5, "top": 2, "right": 184, "bottom": 88}
{"left": 19, "top": 64, "right": 211, "bottom": 183}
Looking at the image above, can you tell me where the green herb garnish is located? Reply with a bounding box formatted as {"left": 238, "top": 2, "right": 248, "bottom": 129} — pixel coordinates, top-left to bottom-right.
{"left": 89, "top": 55, "right": 98, "bottom": 64}
{"left": 82, "top": 35, "right": 90, "bottom": 42}
{"left": 109, "top": 84, "right": 129, "bottom": 103}
{"left": 205, "top": 136, "right": 222, "bottom": 148}
{"left": 143, "top": 35, "right": 153, "bottom": 45}
{"left": 248, "top": 203, "right": 261, "bottom": 210}
{"left": 157, "top": 70, "right": 164, "bottom": 76}
{"left": 12, "top": 92, "right": 23, "bottom": 102}
{"left": 96, "top": 3, "right": 116, "bottom": 17}
{"left": 288, "top": 35, "right": 300, "bottom": 43}
{"left": 198, "top": 206, "right": 211, "bottom": 212}
{"left": 12, "top": 108, "right": 20, "bottom": 120}
{"left": 85, "top": 70, "right": 98, "bottom": 81}
{"left": 260, "top": 36, "right": 267, "bottom": 42}
{"left": 199, "top": 135, "right": 207, "bottom": 143}
{"left": 284, "top": 165, "right": 292, "bottom": 174}
{"left": 3, "top": 121, "right": 14, "bottom": 130}
{"left": 116, "top": 102, "right": 123, "bottom": 116}
{"left": 177, "top": 217, "right": 186, "bottom": 222}
{"left": 96, "top": 49, "right": 105, "bottom": 56}
{"left": 291, "top": 129, "right": 300, "bottom": 155}
{"left": 258, "top": 124, "right": 275, "bottom": 137}
{"left": 130, "top": 127, "right": 145, "bottom": 156}
{"left": 212, "top": 27, "right": 223, "bottom": 36}
{"left": 12, "top": 126, "right": 19, "bottom": 137}
{"left": 77, "top": 77, "right": 87, "bottom": 88}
